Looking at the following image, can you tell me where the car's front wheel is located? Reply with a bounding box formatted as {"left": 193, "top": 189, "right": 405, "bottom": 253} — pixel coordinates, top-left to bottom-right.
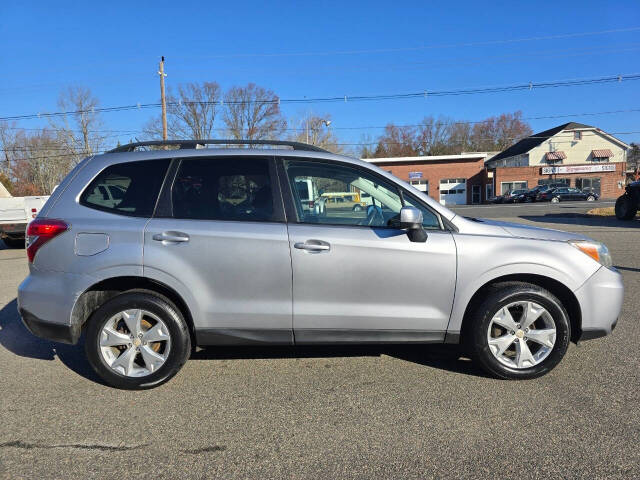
{"left": 467, "top": 282, "right": 570, "bottom": 379}
{"left": 85, "top": 291, "right": 191, "bottom": 389}
{"left": 551, "top": 196, "right": 560, "bottom": 203}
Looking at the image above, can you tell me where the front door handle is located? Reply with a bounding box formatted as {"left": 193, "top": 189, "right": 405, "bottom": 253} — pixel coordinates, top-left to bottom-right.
{"left": 152, "top": 231, "right": 190, "bottom": 243}
{"left": 294, "top": 240, "right": 330, "bottom": 253}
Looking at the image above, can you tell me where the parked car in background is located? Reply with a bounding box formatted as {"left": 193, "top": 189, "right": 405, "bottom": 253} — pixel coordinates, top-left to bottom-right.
{"left": 523, "top": 184, "right": 568, "bottom": 203}
{"left": 537, "top": 187, "right": 598, "bottom": 203}
{"left": 503, "top": 189, "right": 529, "bottom": 203}
{"left": 18, "top": 139, "right": 622, "bottom": 389}
{"left": 0, "top": 195, "right": 49, "bottom": 248}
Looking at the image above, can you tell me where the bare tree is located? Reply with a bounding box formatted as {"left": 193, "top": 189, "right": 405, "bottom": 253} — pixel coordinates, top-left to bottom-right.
{"left": 358, "top": 133, "right": 377, "bottom": 159}
{"left": 416, "top": 116, "right": 453, "bottom": 155}
{"left": 447, "top": 121, "right": 473, "bottom": 153}
{"left": 289, "top": 113, "right": 344, "bottom": 154}
{"left": 49, "top": 86, "right": 106, "bottom": 163}
{"left": 628, "top": 143, "right": 640, "bottom": 174}
{"left": 3, "top": 128, "right": 72, "bottom": 195}
{"left": 145, "top": 82, "right": 221, "bottom": 140}
{"left": 369, "top": 112, "right": 532, "bottom": 157}
{"left": 470, "top": 111, "right": 532, "bottom": 151}
{"left": 373, "top": 124, "right": 420, "bottom": 157}
{"left": 223, "top": 83, "right": 286, "bottom": 141}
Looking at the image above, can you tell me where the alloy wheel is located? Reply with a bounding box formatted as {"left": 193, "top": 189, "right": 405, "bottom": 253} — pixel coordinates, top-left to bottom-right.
{"left": 487, "top": 301, "right": 556, "bottom": 369}
{"left": 98, "top": 309, "right": 172, "bottom": 377}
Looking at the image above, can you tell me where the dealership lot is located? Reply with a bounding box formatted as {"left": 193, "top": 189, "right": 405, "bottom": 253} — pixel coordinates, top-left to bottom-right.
{"left": 0, "top": 205, "right": 638, "bottom": 479}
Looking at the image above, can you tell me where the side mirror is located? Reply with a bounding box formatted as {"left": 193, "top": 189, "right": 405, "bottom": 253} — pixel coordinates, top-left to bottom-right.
{"left": 397, "top": 206, "right": 428, "bottom": 243}
{"left": 398, "top": 206, "right": 423, "bottom": 229}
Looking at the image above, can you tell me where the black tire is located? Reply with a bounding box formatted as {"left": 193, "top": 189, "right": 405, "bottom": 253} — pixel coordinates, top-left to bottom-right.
{"left": 2, "top": 237, "right": 24, "bottom": 248}
{"left": 586, "top": 195, "right": 596, "bottom": 202}
{"left": 551, "top": 196, "right": 560, "bottom": 203}
{"left": 85, "top": 291, "right": 191, "bottom": 389}
{"left": 615, "top": 194, "right": 637, "bottom": 220}
{"left": 467, "top": 282, "right": 570, "bottom": 380}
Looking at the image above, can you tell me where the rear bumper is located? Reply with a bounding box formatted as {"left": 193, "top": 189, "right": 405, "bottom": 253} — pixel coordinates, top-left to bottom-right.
{"left": 18, "top": 270, "right": 94, "bottom": 345}
{"left": 19, "top": 308, "right": 81, "bottom": 344}
{"left": 0, "top": 223, "right": 27, "bottom": 237}
{"left": 574, "top": 266, "right": 624, "bottom": 342}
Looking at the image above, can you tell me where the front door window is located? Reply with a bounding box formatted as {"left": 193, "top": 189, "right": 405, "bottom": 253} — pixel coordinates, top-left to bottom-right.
{"left": 283, "top": 160, "right": 440, "bottom": 229}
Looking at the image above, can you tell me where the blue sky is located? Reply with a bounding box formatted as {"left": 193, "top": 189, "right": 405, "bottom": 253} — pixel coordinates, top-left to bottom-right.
{"left": 2, "top": 0, "right": 640, "bottom": 150}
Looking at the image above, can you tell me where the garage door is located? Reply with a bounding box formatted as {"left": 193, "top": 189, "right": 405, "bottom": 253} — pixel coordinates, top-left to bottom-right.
{"left": 439, "top": 178, "right": 466, "bottom": 205}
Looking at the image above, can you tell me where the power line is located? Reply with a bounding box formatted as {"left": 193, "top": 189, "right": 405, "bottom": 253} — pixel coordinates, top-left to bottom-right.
{"left": 186, "top": 27, "right": 640, "bottom": 59}
{"left": 2, "top": 73, "right": 640, "bottom": 122}
{"left": 3, "top": 131, "right": 639, "bottom": 156}
{"left": 3, "top": 108, "right": 640, "bottom": 137}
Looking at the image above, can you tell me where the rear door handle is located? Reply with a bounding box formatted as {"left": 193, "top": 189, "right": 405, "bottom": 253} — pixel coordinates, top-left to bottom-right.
{"left": 294, "top": 240, "right": 330, "bottom": 253}
{"left": 152, "top": 231, "right": 190, "bottom": 243}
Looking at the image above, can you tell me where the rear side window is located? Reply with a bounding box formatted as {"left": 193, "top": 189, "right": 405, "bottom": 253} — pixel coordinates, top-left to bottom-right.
{"left": 80, "top": 159, "right": 170, "bottom": 217}
{"left": 172, "top": 158, "right": 275, "bottom": 222}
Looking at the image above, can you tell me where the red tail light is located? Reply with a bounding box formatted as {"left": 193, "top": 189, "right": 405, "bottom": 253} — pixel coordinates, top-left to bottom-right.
{"left": 26, "top": 218, "right": 68, "bottom": 263}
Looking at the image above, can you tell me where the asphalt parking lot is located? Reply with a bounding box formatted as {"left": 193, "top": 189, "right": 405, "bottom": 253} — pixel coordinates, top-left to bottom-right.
{"left": 1, "top": 202, "right": 638, "bottom": 479}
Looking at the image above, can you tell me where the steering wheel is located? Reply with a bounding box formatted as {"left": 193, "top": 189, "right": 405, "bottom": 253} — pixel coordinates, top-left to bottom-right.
{"left": 365, "top": 204, "right": 384, "bottom": 226}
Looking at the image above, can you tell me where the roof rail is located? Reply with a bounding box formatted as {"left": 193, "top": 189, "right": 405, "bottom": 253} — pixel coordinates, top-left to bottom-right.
{"left": 108, "top": 139, "right": 329, "bottom": 153}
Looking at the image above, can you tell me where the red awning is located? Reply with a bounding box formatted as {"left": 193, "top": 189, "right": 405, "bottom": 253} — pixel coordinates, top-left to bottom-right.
{"left": 592, "top": 149, "right": 613, "bottom": 158}
{"left": 545, "top": 151, "right": 567, "bottom": 161}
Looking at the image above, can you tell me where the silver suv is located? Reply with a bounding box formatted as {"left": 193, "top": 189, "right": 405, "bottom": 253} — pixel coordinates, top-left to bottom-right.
{"left": 18, "top": 140, "right": 623, "bottom": 389}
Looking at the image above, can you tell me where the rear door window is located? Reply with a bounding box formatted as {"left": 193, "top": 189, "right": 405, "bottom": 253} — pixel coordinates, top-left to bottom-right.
{"left": 172, "top": 158, "right": 276, "bottom": 222}
{"left": 80, "top": 159, "right": 170, "bottom": 217}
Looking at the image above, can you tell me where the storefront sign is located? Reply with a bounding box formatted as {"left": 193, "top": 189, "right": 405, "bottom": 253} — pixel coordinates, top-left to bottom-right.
{"left": 408, "top": 171, "right": 423, "bottom": 179}
{"left": 541, "top": 164, "right": 616, "bottom": 175}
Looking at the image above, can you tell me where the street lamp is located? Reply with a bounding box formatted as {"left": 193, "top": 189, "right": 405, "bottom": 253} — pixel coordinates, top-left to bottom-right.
{"left": 306, "top": 117, "right": 332, "bottom": 144}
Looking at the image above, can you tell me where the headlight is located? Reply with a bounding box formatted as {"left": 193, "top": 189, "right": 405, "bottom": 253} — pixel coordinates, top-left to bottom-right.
{"left": 569, "top": 240, "right": 613, "bottom": 268}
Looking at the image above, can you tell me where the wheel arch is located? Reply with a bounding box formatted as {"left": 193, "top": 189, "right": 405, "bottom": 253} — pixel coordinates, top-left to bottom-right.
{"left": 71, "top": 276, "right": 196, "bottom": 346}
{"left": 458, "top": 274, "right": 582, "bottom": 346}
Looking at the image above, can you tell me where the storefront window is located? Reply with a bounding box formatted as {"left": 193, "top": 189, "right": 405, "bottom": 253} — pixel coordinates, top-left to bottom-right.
{"left": 501, "top": 181, "right": 527, "bottom": 195}
{"left": 576, "top": 177, "right": 601, "bottom": 196}
{"left": 538, "top": 178, "right": 570, "bottom": 187}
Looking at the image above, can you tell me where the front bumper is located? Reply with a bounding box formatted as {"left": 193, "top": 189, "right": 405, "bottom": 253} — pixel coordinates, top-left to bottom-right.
{"left": 574, "top": 266, "right": 624, "bottom": 342}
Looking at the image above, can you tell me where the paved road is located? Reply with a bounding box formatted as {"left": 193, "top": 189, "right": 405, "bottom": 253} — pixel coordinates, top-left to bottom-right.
{"left": 1, "top": 206, "right": 638, "bottom": 479}
{"left": 450, "top": 200, "right": 615, "bottom": 218}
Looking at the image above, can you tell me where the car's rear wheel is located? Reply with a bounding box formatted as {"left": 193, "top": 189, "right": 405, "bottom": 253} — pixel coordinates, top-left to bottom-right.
{"left": 85, "top": 291, "right": 191, "bottom": 389}
{"left": 615, "top": 194, "right": 637, "bottom": 220}
{"left": 467, "top": 282, "right": 570, "bottom": 380}
{"left": 551, "top": 196, "right": 560, "bottom": 203}
{"left": 587, "top": 195, "right": 596, "bottom": 202}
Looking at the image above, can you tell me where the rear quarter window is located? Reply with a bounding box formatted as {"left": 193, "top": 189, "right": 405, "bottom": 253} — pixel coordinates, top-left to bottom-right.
{"left": 80, "top": 159, "right": 170, "bottom": 217}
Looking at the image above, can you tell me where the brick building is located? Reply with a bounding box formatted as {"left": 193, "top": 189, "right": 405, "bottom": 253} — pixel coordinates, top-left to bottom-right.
{"left": 363, "top": 123, "right": 629, "bottom": 205}
{"left": 364, "top": 153, "right": 491, "bottom": 205}
{"left": 485, "top": 122, "right": 628, "bottom": 199}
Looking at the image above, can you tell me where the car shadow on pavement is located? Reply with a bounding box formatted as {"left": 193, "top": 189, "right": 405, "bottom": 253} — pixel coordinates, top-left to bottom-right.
{"left": 519, "top": 214, "right": 640, "bottom": 228}
{"left": 0, "top": 299, "right": 101, "bottom": 383}
{"left": 0, "top": 298, "right": 488, "bottom": 382}
{"left": 192, "top": 344, "right": 490, "bottom": 378}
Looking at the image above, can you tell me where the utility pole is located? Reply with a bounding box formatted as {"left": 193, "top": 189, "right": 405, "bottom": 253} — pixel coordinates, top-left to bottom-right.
{"left": 158, "top": 56, "right": 168, "bottom": 141}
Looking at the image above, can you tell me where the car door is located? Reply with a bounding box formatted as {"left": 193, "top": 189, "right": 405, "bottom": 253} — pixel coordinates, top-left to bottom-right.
{"left": 144, "top": 156, "right": 294, "bottom": 345}
{"left": 570, "top": 188, "right": 584, "bottom": 200}
{"left": 278, "top": 157, "right": 457, "bottom": 344}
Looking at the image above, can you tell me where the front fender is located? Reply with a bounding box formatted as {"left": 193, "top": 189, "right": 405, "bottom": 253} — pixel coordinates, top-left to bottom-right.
{"left": 446, "top": 234, "right": 600, "bottom": 335}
